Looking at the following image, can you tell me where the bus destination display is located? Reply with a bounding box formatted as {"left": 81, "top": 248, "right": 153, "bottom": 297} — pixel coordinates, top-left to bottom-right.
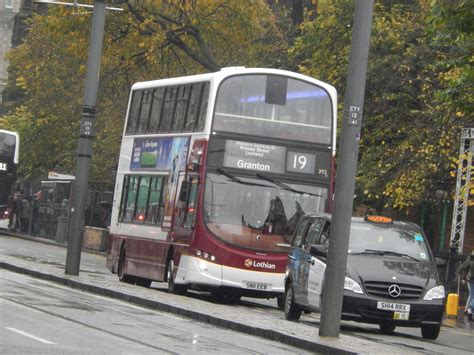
{"left": 224, "top": 140, "right": 286, "bottom": 174}
{"left": 223, "top": 140, "right": 330, "bottom": 179}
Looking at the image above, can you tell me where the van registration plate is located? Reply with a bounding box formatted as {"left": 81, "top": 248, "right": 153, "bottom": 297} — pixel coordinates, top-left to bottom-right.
{"left": 377, "top": 301, "right": 410, "bottom": 313}
{"left": 244, "top": 281, "right": 270, "bottom": 290}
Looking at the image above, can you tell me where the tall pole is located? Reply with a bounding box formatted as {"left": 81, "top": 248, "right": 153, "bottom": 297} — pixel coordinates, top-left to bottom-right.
{"left": 439, "top": 202, "right": 447, "bottom": 251}
{"left": 65, "top": 0, "right": 106, "bottom": 275}
{"left": 319, "top": 0, "right": 374, "bottom": 337}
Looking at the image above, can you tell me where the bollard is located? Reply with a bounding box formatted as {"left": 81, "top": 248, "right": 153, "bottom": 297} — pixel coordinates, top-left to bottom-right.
{"left": 445, "top": 293, "right": 459, "bottom": 318}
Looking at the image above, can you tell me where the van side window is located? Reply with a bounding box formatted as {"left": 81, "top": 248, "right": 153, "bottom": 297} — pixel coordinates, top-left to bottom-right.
{"left": 303, "top": 219, "right": 324, "bottom": 250}
{"left": 318, "top": 221, "right": 331, "bottom": 250}
{"left": 292, "top": 219, "right": 310, "bottom": 248}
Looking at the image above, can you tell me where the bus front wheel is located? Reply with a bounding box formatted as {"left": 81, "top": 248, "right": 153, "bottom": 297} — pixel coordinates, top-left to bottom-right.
{"left": 277, "top": 295, "right": 285, "bottom": 310}
{"left": 167, "top": 258, "right": 186, "bottom": 295}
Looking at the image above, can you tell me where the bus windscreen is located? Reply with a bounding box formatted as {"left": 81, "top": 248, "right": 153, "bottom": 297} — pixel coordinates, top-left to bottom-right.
{"left": 213, "top": 74, "right": 332, "bottom": 144}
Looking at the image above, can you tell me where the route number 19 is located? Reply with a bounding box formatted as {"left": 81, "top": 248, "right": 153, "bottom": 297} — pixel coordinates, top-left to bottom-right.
{"left": 293, "top": 155, "right": 307, "bottom": 170}
{"left": 286, "top": 152, "right": 315, "bottom": 174}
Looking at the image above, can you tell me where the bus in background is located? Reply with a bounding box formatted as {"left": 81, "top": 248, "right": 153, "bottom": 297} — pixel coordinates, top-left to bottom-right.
{"left": 0, "top": 129, "right": 19, "bottom": 229}
{"left": 106, "top": 67, "right": 337, "bottom": 305}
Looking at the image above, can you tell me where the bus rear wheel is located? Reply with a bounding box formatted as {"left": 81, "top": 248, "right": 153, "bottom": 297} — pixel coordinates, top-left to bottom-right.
{"left": 167, "top": 258, "right": 186, "bottom": 295}
{"left": 118, "top": 247, "right": 136, "bottom": 284}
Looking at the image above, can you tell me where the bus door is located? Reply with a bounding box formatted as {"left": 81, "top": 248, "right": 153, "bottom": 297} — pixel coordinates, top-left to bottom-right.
{"left": 171, "top": 174, "right": 199, "bottom": 245}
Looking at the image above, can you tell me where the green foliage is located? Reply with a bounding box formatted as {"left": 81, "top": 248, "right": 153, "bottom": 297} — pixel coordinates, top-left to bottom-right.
{"left": 2, "top": 0, "right": 471, "bottom": 219}
{"left": 3, "top": 0, "right": 284, "bottom": 185}
{"left": 290, "top": 0, "right": 472, "bottom": 214}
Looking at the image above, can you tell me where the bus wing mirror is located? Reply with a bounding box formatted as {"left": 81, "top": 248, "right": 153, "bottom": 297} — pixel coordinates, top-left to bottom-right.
{"left": 187, "top": 162, "right": 199, "bottom": 172}
{"left": 179, "top": 181, "right": 192, "bottom": 202}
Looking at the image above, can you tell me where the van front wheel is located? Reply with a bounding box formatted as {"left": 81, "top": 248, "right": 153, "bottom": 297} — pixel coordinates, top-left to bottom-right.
{"left": 379, "top": 323, "right": 396, "bottom": 334}
{"left": 421, "top": 324, "right": 440, "bottom": 340}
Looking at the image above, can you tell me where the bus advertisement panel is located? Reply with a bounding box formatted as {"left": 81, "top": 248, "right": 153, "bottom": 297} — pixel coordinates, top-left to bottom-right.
{"left": 0, "top": 130, "right": 19, "bottom": 229}
{"left": 106, "top": 68, "right": 336, "bottom": 305}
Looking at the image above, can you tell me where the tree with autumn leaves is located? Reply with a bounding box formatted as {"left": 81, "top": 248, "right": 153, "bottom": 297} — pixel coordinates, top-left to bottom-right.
{"left": 2, "top": 0, "right": 286, "bottom": 184}
{"left": 291, "top": 1, "right": 472, "bottom": 224}
{"left": 1, "top": 0, "right": 472, "bottom": 230}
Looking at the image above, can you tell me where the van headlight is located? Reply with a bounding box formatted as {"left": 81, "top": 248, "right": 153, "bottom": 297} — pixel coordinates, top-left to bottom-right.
{"left": 344, "top": 277, "right": 363, "bottom": 294}
{"left": 423, "top": 285, "right": 445, "bottom": 300}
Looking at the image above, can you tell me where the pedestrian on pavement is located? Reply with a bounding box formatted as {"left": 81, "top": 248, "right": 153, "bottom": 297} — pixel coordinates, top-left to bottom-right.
{"left": 20, "top": 196, "right": 31, "bottom": 233}
{"left": 12, "top": 192, "right": 23, "bottom": 232}
{"left": 457, "top": 251, "right": 474, "bottom": 321}
{"left": 7, "top": 192, "right": 15, "bottom": 230}
{"left": 32, "top": 191, "right": 42, "bottom": 236}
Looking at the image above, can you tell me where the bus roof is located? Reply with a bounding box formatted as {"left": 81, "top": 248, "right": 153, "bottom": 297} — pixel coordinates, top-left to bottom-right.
{"left": 130, "top": 67, "right": 337, "bottom": 98}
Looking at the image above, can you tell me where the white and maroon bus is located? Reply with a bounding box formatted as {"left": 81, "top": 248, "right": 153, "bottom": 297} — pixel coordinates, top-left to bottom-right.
{"left": 0, "top": 130, "right": 19, "bottom": 229}
{"left": 106, "top": 67, "right": 337, "bottom": 305}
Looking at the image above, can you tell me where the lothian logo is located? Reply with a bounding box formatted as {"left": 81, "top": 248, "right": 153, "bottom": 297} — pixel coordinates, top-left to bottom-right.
{"left": 244, "top": 259, "right": 253, "bottom": 268}
{"left": 244, "top": 258, "right": 276, "bottom": 269}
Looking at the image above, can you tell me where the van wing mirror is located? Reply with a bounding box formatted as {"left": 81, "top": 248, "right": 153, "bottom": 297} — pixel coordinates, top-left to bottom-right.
{"left": 310, "top": 244, "right": 327, "bottom": 258}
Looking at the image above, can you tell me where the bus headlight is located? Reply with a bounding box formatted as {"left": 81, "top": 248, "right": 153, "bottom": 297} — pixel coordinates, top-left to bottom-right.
{"left": 344, "top": 277, "right": 363, "bottom": 294}
{"left": 195, "top": 249, "right": 216, "bottom": 262}
{"left": 423, "top": 285, "right": 445, "bottom": 300}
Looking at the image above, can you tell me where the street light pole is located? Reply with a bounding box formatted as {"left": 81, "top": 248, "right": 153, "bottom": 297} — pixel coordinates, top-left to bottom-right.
{"left": 319, "top": 0, "right": 374, "bottom": 337}
{"left": 65, "top": 0, "right": 106, "bottom": 275}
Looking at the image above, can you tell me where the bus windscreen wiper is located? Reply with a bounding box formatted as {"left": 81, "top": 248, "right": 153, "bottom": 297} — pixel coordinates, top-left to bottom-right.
{"left": 255, "top": 172, "right": 322, "bottom": 197}
{"left": 354, "top": 249, "right": 421, "bottom": 262}
{"left": 216, "top": 168, "right": 272, "bottom": 188}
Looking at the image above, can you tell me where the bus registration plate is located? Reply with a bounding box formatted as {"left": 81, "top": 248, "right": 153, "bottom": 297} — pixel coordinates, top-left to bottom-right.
{"left": 377, "top": 301, "right": 410, "bottom": 313}
{"left": 244, "top": 282, "right": 270, "bottom": 290}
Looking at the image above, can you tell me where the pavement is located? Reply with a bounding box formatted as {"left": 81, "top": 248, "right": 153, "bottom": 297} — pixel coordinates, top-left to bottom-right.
{"left": 0, "top": 231, "right": 471, "bottom": 354}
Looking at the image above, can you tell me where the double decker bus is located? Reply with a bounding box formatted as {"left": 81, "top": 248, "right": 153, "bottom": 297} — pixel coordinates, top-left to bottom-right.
{"left": 106, "top": 67, "right": 337, "bottom": 305}
{"left": 0, "top": 129, "right": 19, "bottom": 229}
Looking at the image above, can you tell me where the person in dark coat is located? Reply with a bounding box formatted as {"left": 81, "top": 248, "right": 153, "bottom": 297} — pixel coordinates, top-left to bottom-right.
{"left": 12, "top": 192, "right": 23, "bottom": 231}
{"left": 286, "top": 201, "right": 305, "bottom": 235}
{"left": 7, "top": 192, "right": 15, "bottom": 230}
{"left": 32, "top": 191, "right": 41, "bottom": 236}
{"left": 20, "top": 196, "right": 30, "bottom": 233}
{"left": 458, "top": 251, "right": 474, "bottom": 320}
{"left": 265, "top": 196, "right": 287, "bottom": 234}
